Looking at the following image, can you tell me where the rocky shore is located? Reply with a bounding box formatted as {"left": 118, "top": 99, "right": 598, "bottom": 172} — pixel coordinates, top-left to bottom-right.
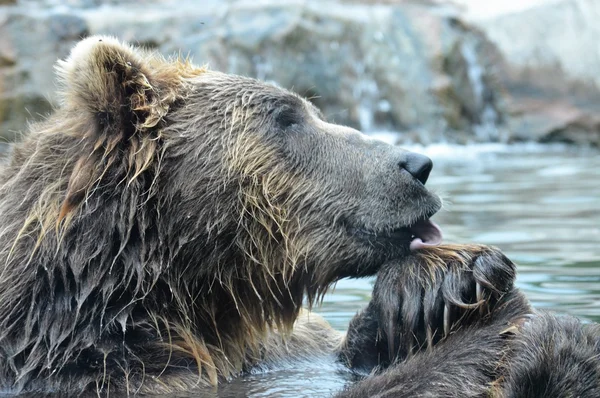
{"left": 0, "top": 0, "right": 598, "bottom": 146}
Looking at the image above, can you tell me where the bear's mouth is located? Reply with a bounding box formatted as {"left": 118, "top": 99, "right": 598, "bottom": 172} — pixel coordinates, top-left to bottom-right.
{"left": 406, "top": 219, "right": 443, "bottom": 251}
{"left": 352, "top": 219, "right": 443, "bottom": 251}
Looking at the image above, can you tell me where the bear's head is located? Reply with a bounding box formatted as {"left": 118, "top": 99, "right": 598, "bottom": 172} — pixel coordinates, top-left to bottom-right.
{"left": 0, "top": 37, "right": 441, "bottom": 384}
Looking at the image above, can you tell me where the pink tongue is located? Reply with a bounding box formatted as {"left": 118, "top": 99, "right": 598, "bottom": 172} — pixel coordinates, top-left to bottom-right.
{"left": 409, "top": 220, "right": 443, "bottom": 251}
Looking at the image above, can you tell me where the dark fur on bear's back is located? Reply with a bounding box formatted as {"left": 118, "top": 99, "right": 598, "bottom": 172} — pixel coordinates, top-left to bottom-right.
{"left": 0, "top": 38, "right": 216, "bottom": 394}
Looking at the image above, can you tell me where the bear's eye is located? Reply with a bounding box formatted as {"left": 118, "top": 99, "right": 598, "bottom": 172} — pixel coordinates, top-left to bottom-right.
{"left": 274, "top": 107, "right": 301, "bottom": 130}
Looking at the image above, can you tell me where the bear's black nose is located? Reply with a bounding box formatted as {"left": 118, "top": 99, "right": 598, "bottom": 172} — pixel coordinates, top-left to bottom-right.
{"left": 401, "top": 152, "right": 433, "bottom": 184}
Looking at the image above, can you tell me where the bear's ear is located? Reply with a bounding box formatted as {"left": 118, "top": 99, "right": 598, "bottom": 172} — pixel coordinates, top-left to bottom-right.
{"left": 55, "top": 37, "right": 204, "bottom": 222}
{"left": 56, "top": 36, "right": 186, "bottom": 138}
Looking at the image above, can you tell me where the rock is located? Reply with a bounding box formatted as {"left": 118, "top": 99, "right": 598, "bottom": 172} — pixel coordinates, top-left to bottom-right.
{"left": 474, "top": 0, "right": 600, "bottom": 146}
{"left": 48, "top": 14, "right": 89, "bottom": 41}
{"left": 481, "top": 0, "right": 600, "bottom": 89}
{"left": 507, "top": 97, "right": 600, "bottom": 147}
{"left": 0, "top": 0, "right": 507, "bottom": 144}
{"left": 0, "top": 18, "right": 16, "bottom": 67}
{"left": 4, "top": 0, "right": 599, "bottom": 146}
{"left": 0, "top": 7, "right": 86, "bottom": 138}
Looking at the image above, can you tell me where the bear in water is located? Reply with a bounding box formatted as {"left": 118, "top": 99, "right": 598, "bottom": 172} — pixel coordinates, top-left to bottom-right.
{"left": 1, "top": 36, "right": 594, "bottom": 398}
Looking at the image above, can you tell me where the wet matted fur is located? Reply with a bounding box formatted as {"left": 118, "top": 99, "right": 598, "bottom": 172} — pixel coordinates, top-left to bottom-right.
{"left": 0, "top": 36, "right": 451, "bottom": 395}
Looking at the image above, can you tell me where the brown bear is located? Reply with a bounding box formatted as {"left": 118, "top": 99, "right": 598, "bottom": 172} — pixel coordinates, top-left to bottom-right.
{"left": 0, "top": 36, "right": 547, "bottom": 397}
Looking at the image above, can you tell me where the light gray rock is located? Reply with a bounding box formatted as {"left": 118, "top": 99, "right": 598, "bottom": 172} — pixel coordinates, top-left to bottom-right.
{"left": 477, "top": 0, "right": 600, "bottom": 146}
{"left": 482, "top": 0, "right": 600, "bottom": 89}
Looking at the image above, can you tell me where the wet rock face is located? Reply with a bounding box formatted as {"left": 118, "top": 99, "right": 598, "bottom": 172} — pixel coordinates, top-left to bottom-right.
{"left": 483, "top": 0, "right": 600, "bottom": 89}
{"left": 0, "top": 0, "right": 506, "bottom": 144}
{"left": 0, "top": 7, "right": 85, "bottom": 141}
{"left": 3, "top": 0, "right": 597, "bottom": 146}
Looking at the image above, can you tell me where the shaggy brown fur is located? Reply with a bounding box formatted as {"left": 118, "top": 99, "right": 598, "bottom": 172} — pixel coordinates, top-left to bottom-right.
{"left": 0, "top": 36, "right": 450, "bottom": 396}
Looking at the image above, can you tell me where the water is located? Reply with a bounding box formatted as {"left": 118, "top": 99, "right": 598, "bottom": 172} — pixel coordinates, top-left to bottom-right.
{"left": 460, "top": 38, "right": 501, "bottom": 141}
